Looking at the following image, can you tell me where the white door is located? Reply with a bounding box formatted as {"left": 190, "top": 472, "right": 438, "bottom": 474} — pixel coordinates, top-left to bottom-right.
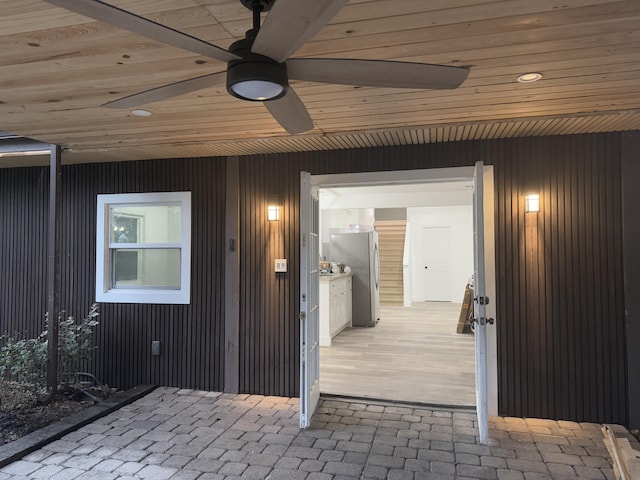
{"left": 300, "top": 171, "right": 320, "bottom": 428}
{"left": 473, "top": 161, "right": 491, "bottom": 444}
{"left": 422, "top": 226, "right": 452, "bottom": 301}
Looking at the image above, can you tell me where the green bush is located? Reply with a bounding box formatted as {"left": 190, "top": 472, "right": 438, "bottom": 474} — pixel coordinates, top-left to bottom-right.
{"left": 0, "top": 332, "right": 47, "bottom": 387}
{"left": 0, "top": 303, "right": 100, "bottom": 408}
{"left": 58, "top": 303, "right": 100, "bottom": 386}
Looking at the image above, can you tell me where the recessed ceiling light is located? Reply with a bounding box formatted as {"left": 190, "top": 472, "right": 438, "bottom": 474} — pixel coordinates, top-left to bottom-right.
{"left": 131, "top": 109, "right": 152, "bottom": 117}
{"left": 517, "top": 72, "right": 543, "bottom": 83}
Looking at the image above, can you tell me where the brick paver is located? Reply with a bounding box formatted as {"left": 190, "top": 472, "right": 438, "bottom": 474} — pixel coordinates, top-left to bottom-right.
{"left": 1, "top": 387, "right": 634, "bottom": 479}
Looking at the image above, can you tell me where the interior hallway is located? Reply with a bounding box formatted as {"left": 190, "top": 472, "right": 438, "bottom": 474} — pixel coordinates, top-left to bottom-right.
{"left": 319, "top": 302, "right": 476, "bottom": 406}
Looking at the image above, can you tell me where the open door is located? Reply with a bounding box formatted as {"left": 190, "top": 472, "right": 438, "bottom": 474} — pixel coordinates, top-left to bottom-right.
{"left": 473, "top": 161, "right": 495, "bottom": 444}
{"left": 300, "top": 171, "right": 320, "bottom": 427}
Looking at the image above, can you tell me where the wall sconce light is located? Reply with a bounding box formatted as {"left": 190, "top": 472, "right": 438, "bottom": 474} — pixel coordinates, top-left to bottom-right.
{"left": 525, "top": 194, "right": 540, "bottom": 213}
{"left": 267, "top": 204, "right": 281, "bottom": 221}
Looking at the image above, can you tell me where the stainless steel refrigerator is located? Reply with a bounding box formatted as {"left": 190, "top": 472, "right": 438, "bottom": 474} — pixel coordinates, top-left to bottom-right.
{"left": 330, "top": 231, "right": 380, "bottom": 327}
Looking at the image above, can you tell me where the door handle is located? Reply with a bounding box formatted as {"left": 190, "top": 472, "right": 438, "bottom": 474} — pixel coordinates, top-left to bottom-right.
{"left": 424, "top": 266, "right": 428, "bottom": 269}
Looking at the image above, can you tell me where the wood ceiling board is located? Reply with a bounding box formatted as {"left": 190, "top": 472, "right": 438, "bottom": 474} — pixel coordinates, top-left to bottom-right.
{"left": 298, "top": 19, "right": 640, "bottom": 65}
{"left": 295, "top": 2, "right": 639, "bottom": 55}
{"left": 0, "top": 0, "right": 639, "bottom": 163}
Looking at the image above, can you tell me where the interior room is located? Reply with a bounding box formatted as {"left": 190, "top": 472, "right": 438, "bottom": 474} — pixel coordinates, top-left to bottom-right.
{"left": 317, "top": 181, "right": 477, "bottom": 406}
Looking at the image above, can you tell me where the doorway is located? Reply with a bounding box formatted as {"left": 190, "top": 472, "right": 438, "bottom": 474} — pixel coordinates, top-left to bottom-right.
{"left": 301, "top": 166, "right": 497, "bottom": 421}
{"left": 317, "top": 186, "right": 475, "bottom": 406}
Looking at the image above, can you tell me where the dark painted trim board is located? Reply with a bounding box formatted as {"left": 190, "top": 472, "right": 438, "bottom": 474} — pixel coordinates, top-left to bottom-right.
{"left": 622, "top": 131, "right": 640, "bottom": 429}
{"left": 224, "top": 156, "right": 240, "bottom": 392}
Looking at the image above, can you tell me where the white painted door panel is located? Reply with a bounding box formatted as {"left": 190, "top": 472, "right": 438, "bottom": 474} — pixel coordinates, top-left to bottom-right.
{"left": 422, "top": 226, "right": 452, "bottom": 301}
{"left": 473, "top": 161, "right": 489, "bottom": 444}
{"left": 300, "top": 171, "right": 320, "bottom": 428}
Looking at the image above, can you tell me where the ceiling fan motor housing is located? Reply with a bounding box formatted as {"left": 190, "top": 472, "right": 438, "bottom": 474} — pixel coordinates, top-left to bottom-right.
{"left": 239, "top": 0, "right": 275, "bottom": 12}
{"left": 226, "top": 36, "right": 289, "bottom": 101}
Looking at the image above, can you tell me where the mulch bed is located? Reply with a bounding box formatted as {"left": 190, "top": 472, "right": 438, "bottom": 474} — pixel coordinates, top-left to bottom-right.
{"left": 0, "top": 394, "right": 92, "bottom": 446}
{"left": 0, "top": 382, "right": 115, "bottom": 447}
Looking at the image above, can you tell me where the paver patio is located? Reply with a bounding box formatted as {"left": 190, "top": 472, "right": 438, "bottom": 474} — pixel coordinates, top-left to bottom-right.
{"left": 0, "top": 387, "right": 633, "bottom": 479}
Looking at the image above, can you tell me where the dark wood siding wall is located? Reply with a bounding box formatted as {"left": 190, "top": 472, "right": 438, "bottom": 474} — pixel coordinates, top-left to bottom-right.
{"left": 622, "top": 131, "right": 640, "bottom": 429}
{"left": 238, "top": 134, "right": 628, "bottom": 424}
{"left": 492, "top": 135, "right": 627, "bottom": 424}
{"left": 0, "top": 158, "right": 227, "bottom": 391}
{"left": 0, "top": 167, "right": 49, "bottom": 338}
{"left": 0, "top": 132, "right": 631, "bottom": 424}
{"left": 237, "top": 156, "right": 301, "bottom": 395}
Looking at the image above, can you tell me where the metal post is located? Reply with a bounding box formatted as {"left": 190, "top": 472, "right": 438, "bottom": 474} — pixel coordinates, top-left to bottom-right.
{"left": 46, "top": 145, "right": 62, "bottom": 395}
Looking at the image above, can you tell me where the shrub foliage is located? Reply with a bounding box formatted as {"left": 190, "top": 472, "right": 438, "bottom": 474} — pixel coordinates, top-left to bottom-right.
{"left": 0, "top": 304, "right": 100, "bottom": 410}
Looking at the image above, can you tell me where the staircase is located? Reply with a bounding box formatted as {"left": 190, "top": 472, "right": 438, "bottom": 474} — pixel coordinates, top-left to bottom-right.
{"left": 375, "top": 220, "right": 406, "bottom": 306}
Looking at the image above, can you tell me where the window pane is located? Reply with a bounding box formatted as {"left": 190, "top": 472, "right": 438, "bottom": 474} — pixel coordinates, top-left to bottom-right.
{"left": 111, "top": 205, "right": 181, "bottom": 243}
{"left": 112, "top": 249, "right": 181, "bottom": 288}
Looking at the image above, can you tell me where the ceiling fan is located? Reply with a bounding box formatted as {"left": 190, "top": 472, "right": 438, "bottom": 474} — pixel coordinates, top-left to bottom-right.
{"left": 45, "top": 0, "right": 470, "bottom": 134}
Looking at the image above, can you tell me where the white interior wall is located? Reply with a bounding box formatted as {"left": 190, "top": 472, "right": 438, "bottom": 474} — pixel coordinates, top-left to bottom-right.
{"left": 327, "top": 208, "right": 375, "bottom": 230}
{"left": 320, "top": 185, "right": 471, "bottom": 209}
{"left": 320, "top": 208, "right": 374, "bottom": 259}
{"left": 407, "top": 206, "right": 473, "bottom": 303}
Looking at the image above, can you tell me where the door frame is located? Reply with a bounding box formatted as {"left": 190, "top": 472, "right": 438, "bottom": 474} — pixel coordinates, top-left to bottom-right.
{"left": 307, "top": 166, "right": 498, "bottom": 417}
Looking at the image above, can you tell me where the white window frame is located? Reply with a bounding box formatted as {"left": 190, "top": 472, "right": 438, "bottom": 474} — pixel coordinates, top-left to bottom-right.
{"left": 96, "top": 191, "right": 191, "bottom": 304}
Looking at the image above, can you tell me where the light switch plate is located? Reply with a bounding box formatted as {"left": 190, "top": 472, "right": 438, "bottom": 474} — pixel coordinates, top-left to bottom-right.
{"left": 275, "top": 259, "right": 287, "bottom": 272}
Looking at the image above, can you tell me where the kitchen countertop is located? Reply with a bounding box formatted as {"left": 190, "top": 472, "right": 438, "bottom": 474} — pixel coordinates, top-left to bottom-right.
{"left": 320, "top": 272, "right": 352, "bottom": 281}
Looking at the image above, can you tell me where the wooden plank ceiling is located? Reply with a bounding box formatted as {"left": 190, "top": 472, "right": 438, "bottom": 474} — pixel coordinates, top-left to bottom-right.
{"left": 1, "top": 0, "right": 640, "bottom": 167}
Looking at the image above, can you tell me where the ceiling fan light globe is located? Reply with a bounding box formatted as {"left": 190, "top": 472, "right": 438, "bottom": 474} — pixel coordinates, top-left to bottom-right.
{"left": 227, "top": 59, "right": 288, "bottom": 102}
{"left": 230, "top": 80, "right": 284, "bottom": 101}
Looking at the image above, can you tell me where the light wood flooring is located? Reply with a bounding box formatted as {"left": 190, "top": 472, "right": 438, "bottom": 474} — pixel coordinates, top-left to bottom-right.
{"left": 319, "top": 302, "right": 476, "bottom": 406}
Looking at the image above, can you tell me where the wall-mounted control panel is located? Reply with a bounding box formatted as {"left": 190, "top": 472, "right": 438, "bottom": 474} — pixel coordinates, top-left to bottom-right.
{"left": 275, "top": 259, "right": 287, "bottom": 273}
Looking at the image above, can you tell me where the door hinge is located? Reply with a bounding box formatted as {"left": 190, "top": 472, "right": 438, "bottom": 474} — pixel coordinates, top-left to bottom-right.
{"left": 300, "top": 312, "right": 306, "bottom": 321}
{"left": 471, "top": 316, "right": 495, "bottom": 326}
{"left": 475, "top": 296, "right": 490, "bottom": 305}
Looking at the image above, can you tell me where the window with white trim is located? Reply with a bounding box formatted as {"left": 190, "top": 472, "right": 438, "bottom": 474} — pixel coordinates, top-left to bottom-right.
{"left": 96, "top": 192, "right": 191, "bottom": 304}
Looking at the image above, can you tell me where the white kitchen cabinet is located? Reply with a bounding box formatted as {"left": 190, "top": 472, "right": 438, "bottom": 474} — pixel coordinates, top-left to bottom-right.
{"left": 319, "top": 274, "right": 352, "bottom": 346}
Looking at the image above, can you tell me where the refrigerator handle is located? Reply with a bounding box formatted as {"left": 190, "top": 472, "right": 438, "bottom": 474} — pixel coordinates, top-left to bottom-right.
{"left": 374, "top": 242, "right": 380, "bottom": 289}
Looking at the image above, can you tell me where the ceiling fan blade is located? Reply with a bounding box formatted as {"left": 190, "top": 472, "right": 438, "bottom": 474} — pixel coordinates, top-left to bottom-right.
{"left": 252, "top": 0, "right": 348, "bottom": 63}
{"left": 102, "top": 72, "right": 227, "bottom": 108}
{"left": 264, "top": 88, "right": 314, "bottom": 134}
{"left": 287, "top": 58, "right": 470, "bottom": 89}
{"left": 45, "top": 0, "right": 239, "bottom": 62}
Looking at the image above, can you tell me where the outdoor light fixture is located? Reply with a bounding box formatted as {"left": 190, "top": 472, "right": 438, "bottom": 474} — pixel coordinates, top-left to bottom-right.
{"left": 525, "top": 194, "right": 540, "bottom": 213}
{"left": 517, "top": 72, "right": 543, "bottom": 83}
{"left": 267, "top": 204, "right": 281, "bottom": 221}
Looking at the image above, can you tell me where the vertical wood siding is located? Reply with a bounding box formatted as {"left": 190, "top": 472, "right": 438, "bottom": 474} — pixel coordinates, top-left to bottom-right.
{"left": 491, "top": 135, "right": 627, "bottom": 424}
{"left": 0, "top": 158, "right": 227, "bottom": 391}
{"left": 0, "top": 133, "right": 629, "bottom": 424}
{"left": 0, "top": 167, "right": 49, "bottom": 339}
{"left": 237, "top": 134, "right": 627, "bottom": 424}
